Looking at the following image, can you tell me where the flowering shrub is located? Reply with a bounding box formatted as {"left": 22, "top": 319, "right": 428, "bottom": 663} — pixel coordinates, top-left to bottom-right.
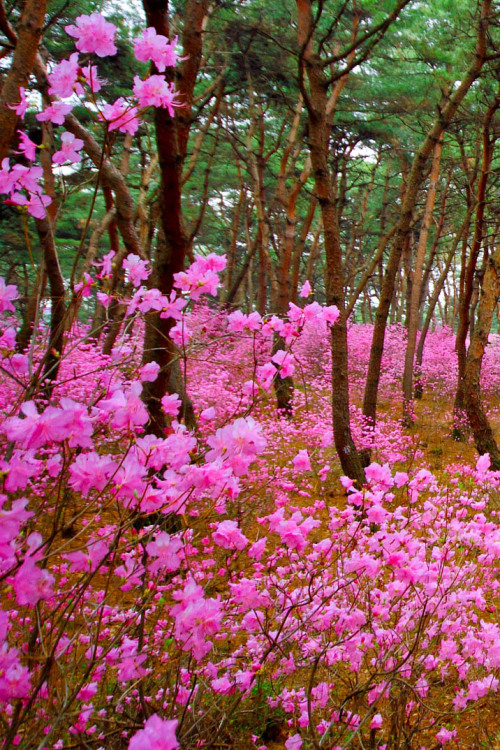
{"left": 3, "top": 11, "right": 500, "bottom": 750}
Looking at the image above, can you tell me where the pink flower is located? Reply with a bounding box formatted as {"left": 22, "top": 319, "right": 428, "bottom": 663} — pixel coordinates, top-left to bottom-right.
{"left": 0, "top": 642, "right": 31, "bottom": 701}
{"left": 99, "top": 383, "right": 148, "bottom": 430}
{"left": 171, "top": 578, "right": 222, "bottom": 660}
{"left": 158, "top": 290, "right": 188, "bottom": 320}
{"left": 65, "top": 13, "right": 117, "bottom": 57}
{"left": 370, "top": 714, "right": 383, "bottom": 729}
{"left": 52, "top": 131, "right": 84, "bottom": 165}
{"left": 48, "top": 53, "right": 81, "bottom": 98}
{"left": 248, "top": 537, "right": 267, "bottom": 560}
{"left": 13, "top": 559, "right": 55, "bottom": 606}
{"left": 4, "top": 401, "right": 72, "bottom": 449}
{"left": 8, "top": 192, "right": 53, "bottom": 220}
{"left": 299, "top": 280, "right": 312, "bottom": 298}
{"left": 212, "top": 520, "right": 248, "bottom": 550}
{"left": 146, "top": 532, "right": 182, "bottom": 573}
{"left": 435, "top": 728, "right": 457, "bottom": 745}
{"left": 140, "top": 362, "right": 160, "bottom": 382}
{"left": 292, "top": 449, "right": 311, "bottom": 472}
{"left": 95, "top": 249, "right": 115, "bottom": 278}
{"left": 476, "top": 453, "right": 491, "bottom": 474}
{"left": 0, "top": 277, "right": 18, "bottom": 312}
{"left": 69, "top": 453, "right": 117, "bottom": 496}
{"left": 9, "top": 87, "right": 28, "bottom": 119}
{"left": 16, "top": 131, "right": 37, "bottom": 161}
{"left": 321, "top": 304, "right": 340, "bottom": 325}
{"left": 134, "top": 28, "right": 179, "bottom": 71}
{"left": 81, "top": 64, "right": 106, "bottom": 93}
{"left": 99, "top": 98, "right": 139, "bottom": 135}
{"left": 133, "top": 75, "right": 181, "bottom": 115}
{"left": 36, "top": 101, "right": 73, "bottom": 126}
{"left": 227, "top": 310, "right": 262, "bottom": 332}
{"left": 271, "top": 349, "right": 295, "bottom": 378}
{"left": 365, "top": 462, "right": 394, "bottom": 490}
{"left": 161, "top": 393, "right": 182, "bottom": 418}
{"left": 170, "top": 320, "right": 192, "bottom": 348}
{"left": 122, "top": 253, "right": 150, "bottom": 286}
{"left": 173, "top": 253, "right": 226, "bottom": 300}
{"left": 65, "top": 539, "right": 109, "bottom": 573}
{"left": 285, "top": 735, "right": 302, "bottom": 750}
{"left": 200, "top": 407, "right": 216, "bottom": 422}
{"left": 128, "top": 715, "right": 179, "bottom": 750}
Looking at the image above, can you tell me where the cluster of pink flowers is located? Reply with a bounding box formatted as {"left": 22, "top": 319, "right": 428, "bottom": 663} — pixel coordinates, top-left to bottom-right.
{"left": 4, "top": 13, "right": 182, "bottom": 219}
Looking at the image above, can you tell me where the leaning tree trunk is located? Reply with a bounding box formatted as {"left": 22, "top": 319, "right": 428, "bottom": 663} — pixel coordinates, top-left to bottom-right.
{"left": 463, "top": 246, "right": 500, "bottom": 468}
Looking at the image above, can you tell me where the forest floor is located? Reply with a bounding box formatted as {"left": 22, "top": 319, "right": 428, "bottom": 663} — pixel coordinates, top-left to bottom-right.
{"left": 257, "top": 389, "right": 500, "bottom": 750}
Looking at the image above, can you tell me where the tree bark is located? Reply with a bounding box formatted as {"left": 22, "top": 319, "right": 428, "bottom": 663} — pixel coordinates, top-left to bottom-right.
{"left": 414, "top": 207, "right": 473, "bottom": 398}
{"left": 296, "top": 0, "right": 366, "bottom": 484}
{"left": 402, "top": 136, "right": 443, "bottom": 425}
{"left": 0, "top": 0, "right": 46, "bottom": 161}
{"left": 463, "top": 246, "right": 500, "bottom": 467}
{"left": 140, "top": 0, "right": 209, "bottom": 435}
{"left": 453, "top": 85, "right": 500, "bottom": 435}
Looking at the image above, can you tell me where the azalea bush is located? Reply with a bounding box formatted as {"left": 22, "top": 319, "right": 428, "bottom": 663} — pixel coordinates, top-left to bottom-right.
{"left": 3, "top": 11, "right": 500, "bottom": 750}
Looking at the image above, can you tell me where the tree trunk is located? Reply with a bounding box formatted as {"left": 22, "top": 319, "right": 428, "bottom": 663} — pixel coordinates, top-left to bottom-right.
{"left": 463, "top": 247, "right": 500, "bottom": 467}
{"left": 0, "top": 0, "right": 46, "bottom": 161}
{"left": 454, "top": 85, "right": 500, "bottom": 436}
{"left": 140, "top": 0, "right": 209, "bottom": 435}
{"left": 297, "top": 0, "right": 366, "bottom": 485}
{"left": 402, "top": 137, "right": 443, "bottom": 425}
{"left": 414, "top": 208, "right": 473, "bottom": 398}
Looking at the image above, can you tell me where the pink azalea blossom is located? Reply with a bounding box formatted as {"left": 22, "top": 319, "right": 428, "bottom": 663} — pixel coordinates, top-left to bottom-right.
{"left": 13, "top": 559, "right": 55, "bottom": 606}
{"left": 292, "top": 449, "right": 311, "bottom": 472}
{"left": 161, "top": 392, "right": 182, "bottom": 418}
{"left": 285, "top": 735, "right": 302, "bottom": 750}
{"left": 0, "top": 277, "right": 18, "bottom": 312}
{"left": 146, "top": 532, "right": 183, "bottom": 573}
{"left": 0, "top": 640, "right": 31, "bottom": 701}
{"left": 436, "top": 728, "right": 457, "bottom": 745}
{"left": 8, "top": 86, "right": 28, "bottom": 118}
{"left": 299, "top": 280, "right": 312, "bottom": 297}
{"left": 370, "top": 714, "right": 383, "bottom": 729}
{"left": 48, "top": 53, "right": 81, "bottom": 98}
{"left": 52, "top": 131, "right": 84, "bottom": 165}
{"left": 122, "top": 253, "right": 150, "bottom": 286}
{"left": 36, "top": 101, "right": 73, "bottom": 126}
{"left": 271, "top": 349, "right": 295, "bottom": 378}
{"left": 95, "top": 249, "right": 115, "bottom": 278}
{"left": 212, "top": 520, "right": 248, "bottom": 550}
{"left": 99, "top": 98, "right": 139, "bottom": 135}
{"left": 173, "top": 253, "right": 226, "bottom": 300}
{"left": 128, "top": 715, "right": 179, "bottom": 750}
{"left": 476, "top": 453, "right": 491, "bottom": 474}
{"left": 8, "top": 191, "right": 53, "bottom": 220}
{"left": 140, "top": 362, "right": 160, "bottom": 382}
{"left": 65, "top": 13, "right": 117, "bottom": 57}
{"left": 16, "top": 130, "right": 37, "bottom": 161}
{"left": 321, "top": 304, "right": 340, "bottom": 325}
{"left": 134, "top": 28, "right": 179, "bottom": 71}
{"left": 133, "top": 75, "right": 181, "bottom": 115}
{"left": 81, "top": 64, "right": 106, "bottom": 93}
